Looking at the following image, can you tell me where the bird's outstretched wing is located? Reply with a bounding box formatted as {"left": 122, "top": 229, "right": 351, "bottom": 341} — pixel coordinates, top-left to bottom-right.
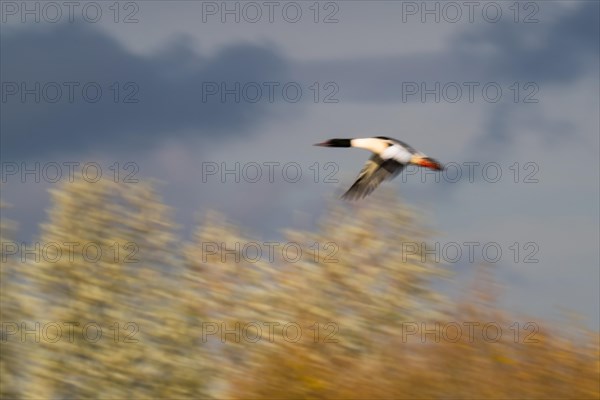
{"left": 341, "top": 155, "right": 404, "bottom": 200}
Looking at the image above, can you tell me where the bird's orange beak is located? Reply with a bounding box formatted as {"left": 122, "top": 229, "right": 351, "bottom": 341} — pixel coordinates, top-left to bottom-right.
{"left": 414, "top": 157, "right": 444, "bottom": 170}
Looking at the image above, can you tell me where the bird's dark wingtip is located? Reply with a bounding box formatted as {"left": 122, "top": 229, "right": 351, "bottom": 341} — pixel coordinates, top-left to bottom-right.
{"left": 340, "top": 191, "right": 353, "bottom": 201}
{"left": 340, "top": 189, "right": 366, "bottom": 201}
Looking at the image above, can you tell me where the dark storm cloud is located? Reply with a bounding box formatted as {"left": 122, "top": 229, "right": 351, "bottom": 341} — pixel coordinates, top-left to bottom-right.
{"left": 3, "top": 3, "right": 596, "bottom": 161}
{"left": 294, "top": 2, "right": 599, "bottom": 102}
{"left": 457, "top": 1, "right": 600, "bottom": 82}
{"left": 463, "top": 1, "right": 599, "bottom": 152}
{"left": 1, "top": 24, "right": 290, "bottom": 160}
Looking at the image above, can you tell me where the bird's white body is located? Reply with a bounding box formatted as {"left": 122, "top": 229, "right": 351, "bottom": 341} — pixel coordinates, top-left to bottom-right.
{"left": 380, "top": 144, "right": 414, "bottom": 163}
{"left": 350, "top": 138, "right": 389, "bottom": 155}
{"left": 352, "top": 137, "right": 417, "bottom": 163}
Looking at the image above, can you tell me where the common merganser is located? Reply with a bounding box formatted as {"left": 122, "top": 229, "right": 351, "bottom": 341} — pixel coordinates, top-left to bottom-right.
{"left": 314, "top": 137, "right": 444, "bottom": 200}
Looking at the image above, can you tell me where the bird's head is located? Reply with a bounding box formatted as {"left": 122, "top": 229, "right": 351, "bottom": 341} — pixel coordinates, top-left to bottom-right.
{"left": 314, "top": 138, "right": 352, "bottom": 148}
{"left": 410, "top": 155, "right": 444, "bottom": 170}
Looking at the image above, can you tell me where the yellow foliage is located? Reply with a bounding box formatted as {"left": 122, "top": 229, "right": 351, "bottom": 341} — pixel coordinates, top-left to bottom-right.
{"left": 1, "top": 179, "right": 598, "bottom": 399}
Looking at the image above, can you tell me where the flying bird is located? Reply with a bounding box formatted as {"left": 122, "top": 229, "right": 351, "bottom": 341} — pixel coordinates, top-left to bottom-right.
{"left": 314, "top": 137, "right": 443, "bottom": 200}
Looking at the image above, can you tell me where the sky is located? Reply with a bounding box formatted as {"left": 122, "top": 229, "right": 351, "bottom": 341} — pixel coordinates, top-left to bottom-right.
{"left": 1, "top": 0, "right": 599, "bottom": 329}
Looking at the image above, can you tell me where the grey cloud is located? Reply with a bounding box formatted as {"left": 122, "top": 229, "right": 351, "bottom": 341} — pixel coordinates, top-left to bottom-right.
{"left": 4, "top": 3, "right": 596, "bottom": 161}
{"left": 458, "top": 1, "right": 600, "bottom": 82}
{"left": 294, "top": 2, "right": 599, "bottom": 103}
{"left": 1, "top": 24, "right": 290, "bottom": 160}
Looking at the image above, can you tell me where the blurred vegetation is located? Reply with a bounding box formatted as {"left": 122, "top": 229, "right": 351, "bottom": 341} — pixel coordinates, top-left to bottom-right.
{"left": 1, "top": 178, "right": 598, "bottom": 399}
